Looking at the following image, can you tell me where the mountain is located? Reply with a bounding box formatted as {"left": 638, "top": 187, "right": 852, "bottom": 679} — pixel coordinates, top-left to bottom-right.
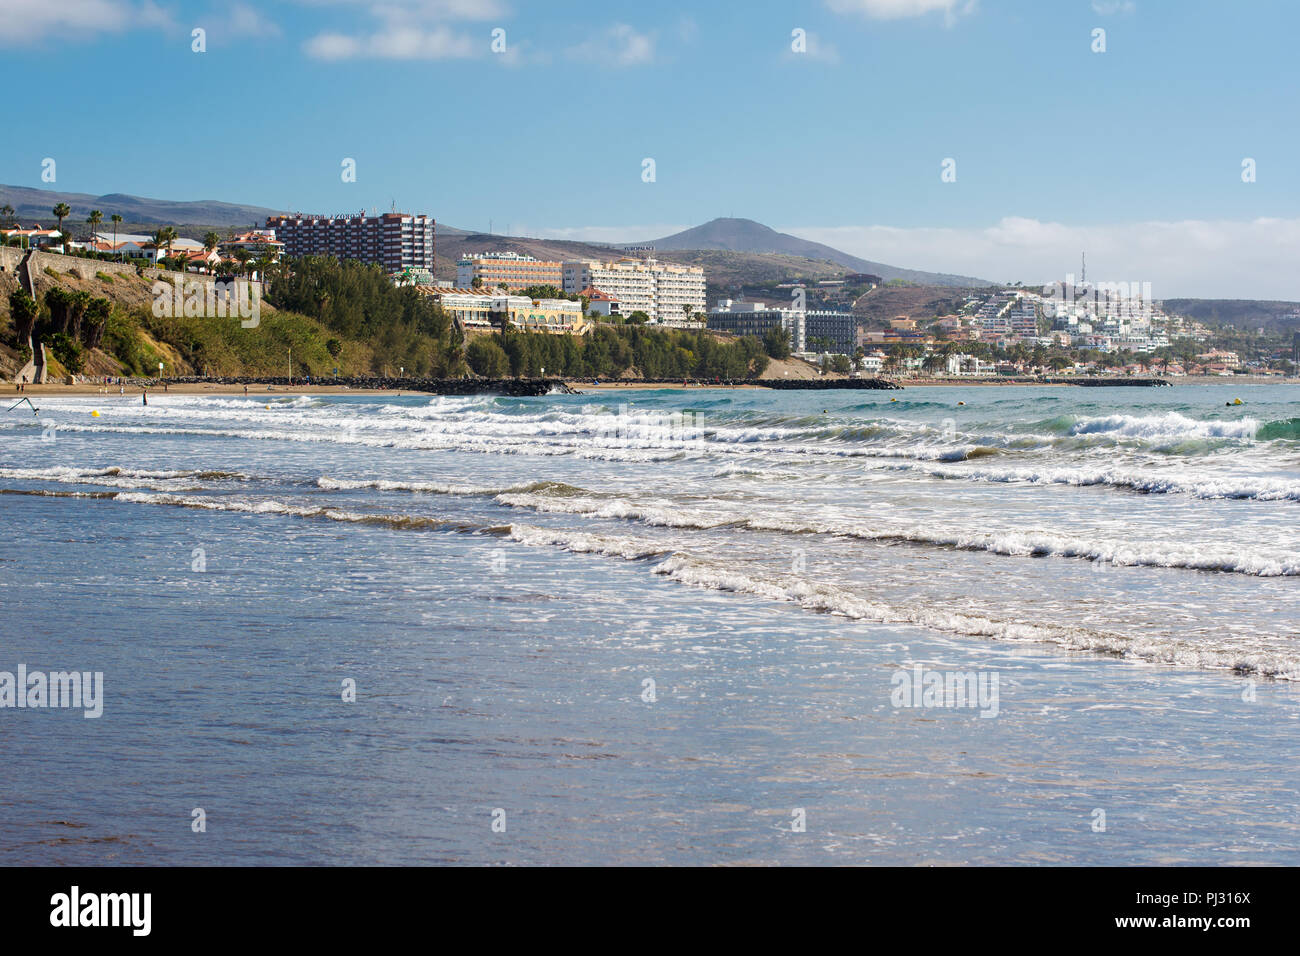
{"left": 638, "top": 218, "right": 993, "bottom": 288}
{"left": 0, "top": 184, "right": 281, "bottom": 230}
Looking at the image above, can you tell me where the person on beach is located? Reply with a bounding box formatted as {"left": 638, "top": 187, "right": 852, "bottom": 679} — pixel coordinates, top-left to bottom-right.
{"left": 142, "top": 390, "right": 147, "bottom": 406}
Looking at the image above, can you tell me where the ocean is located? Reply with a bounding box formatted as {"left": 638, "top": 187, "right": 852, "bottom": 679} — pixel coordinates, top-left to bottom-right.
{"left": 2, "top": 382, "right": 1299, "bottom": 864}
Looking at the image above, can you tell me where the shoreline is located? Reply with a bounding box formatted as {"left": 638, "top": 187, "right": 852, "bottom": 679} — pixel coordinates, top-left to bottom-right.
{"left": 7, "top": 376, "right": 1296, "bottom": 397}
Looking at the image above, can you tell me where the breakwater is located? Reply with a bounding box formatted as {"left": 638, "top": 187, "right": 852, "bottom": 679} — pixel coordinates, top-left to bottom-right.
{"left": 1040, "top": 377, "right": 1173, "bottom": 387}
{"left": 761, "top": 378, "right": 903, "bottom": 390}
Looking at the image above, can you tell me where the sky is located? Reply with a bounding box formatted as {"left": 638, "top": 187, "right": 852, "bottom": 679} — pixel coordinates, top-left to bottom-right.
{"left": 2, "top": 0, "right": 1298, "bottom": 298}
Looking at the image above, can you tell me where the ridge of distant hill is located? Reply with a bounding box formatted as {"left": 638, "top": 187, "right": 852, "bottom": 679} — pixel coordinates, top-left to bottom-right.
{"left": 636, "top": 218, "right": 993, "bottom": 288}
{"left": 0, "top": 184, "right": 281, "bottom": 231}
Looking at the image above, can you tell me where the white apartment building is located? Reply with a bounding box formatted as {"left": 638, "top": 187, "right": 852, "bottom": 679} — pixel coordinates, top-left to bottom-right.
{"left": 562, "top": 257, "right": 705, "bottom": 323}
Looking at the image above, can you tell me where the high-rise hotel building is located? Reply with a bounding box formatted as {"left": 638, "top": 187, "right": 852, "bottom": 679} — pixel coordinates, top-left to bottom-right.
{"left": 266, "top": 212, "right": 435, "bottom": 272}
{"left": 561, "top": 258, "right": 706, "bottom": 324}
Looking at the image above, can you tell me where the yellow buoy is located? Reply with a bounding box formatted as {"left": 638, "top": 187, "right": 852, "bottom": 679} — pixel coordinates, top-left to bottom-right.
{"left": 91, "top": 410, "right": 100, "bottom": 417}
{"left": 957, "top": 401, "right": 966, "bottom": 406}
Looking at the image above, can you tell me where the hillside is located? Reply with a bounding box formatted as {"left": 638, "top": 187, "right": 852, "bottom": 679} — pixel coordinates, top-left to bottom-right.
{"left": 639, "top": 218, "right": 993, "bottom": 288}
{"left": 1161, "top": 298, "right": 1300, "bottom": 332}
{"left": 0, "top": 252, "right": 455, "bottom": 382}
{"left": 852, "top": 284, "right": 980, "bottom": 325}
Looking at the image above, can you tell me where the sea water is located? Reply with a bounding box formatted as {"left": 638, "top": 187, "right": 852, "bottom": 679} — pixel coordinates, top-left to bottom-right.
{"left": 1, "top": 383, "right": 1298, "bottom": 864}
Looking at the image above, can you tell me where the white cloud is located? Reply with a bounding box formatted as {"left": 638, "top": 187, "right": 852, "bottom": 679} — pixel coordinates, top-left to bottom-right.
{"left": 301, "top": 0, "right": 503, "bottom": 60}
{"left": 228, "top": 3, "right": 282, "bottom": 38}
{"left": 294, "top": 0, "right": 508, "bottom": 20}
{"left": 0, "top": 0, "right": 170, "bottom": 45}
{"left": 785, "top": 216, "right": 1300, "bottom": 299}
{"left": 304, "top": 24, "right": 476, "bottom": 59}
{"left": 567, "top": 24, "right": 656, "bottom": 66}
{"left": 827, "top": 0, "right": 977, "bottom": 24}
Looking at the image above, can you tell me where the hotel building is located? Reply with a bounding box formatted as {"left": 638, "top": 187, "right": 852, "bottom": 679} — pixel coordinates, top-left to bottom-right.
{"left": 457, "top": 252, "right": 563, "bottom": 291}
{"left": 266, "top": 212, "right": 435, "bottom": 272}
{"left": 416, "top": 287, "right": 588, "bottom": 335}
{"left": 804, "top": 310, "right": 859, "bottom": 354}
{"left": 561, "top": 258, "right": 705, "bottom": 324}
{"left": 706, "top": 301, "right": 806, "bottom": 352}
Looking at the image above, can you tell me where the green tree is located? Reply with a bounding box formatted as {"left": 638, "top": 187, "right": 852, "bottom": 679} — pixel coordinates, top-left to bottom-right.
{"left": 8, "top": 288, "right": 39, "bottom": 344}
{"left": 762, "top": 324, "right": 791, "bottom": 360}
{"left": 52, "top": 202, "right": 71, "bottom": 251}
{"left": 110, "top": 214, "right": 123, "bottom": 258}
{"left": 466, "top": 337, "right": 510, "bottom": 377}
{"left": 49, "top": 332, "right": 85, "bottom": 373}
{"left": 82, "top": 297, "right": 111, "bottom": 349}
{"left": 86, "top": 209, "right": 102, "bottom": 245}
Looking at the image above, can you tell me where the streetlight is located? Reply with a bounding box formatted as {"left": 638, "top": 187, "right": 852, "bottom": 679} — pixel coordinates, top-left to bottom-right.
{"left": 158, "top": 361, "right": 163, "bottom": 380}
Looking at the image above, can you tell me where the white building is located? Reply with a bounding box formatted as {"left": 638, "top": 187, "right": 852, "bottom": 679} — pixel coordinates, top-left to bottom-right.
{"left": 707, "top": 300, "right": 806, "bottom": 352}
{"left": 946, "top": 353, "right": 994, "bottom": 376}
{"left": 415, "top": 287, "right": 587, "bottom": 334}
{"left": 561, "top": 257, "right": 705, "bottom": 324}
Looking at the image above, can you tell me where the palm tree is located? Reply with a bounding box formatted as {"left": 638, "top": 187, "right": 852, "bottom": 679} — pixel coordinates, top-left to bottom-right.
{"left": 148, "top": 226, "right": 179, "bottom": 267}
{"left": 202, "top": 232, "right": 221, "bottom": 274}
{"left": 52, "top": 202, "right": 71, "bottom": 252}
{"left": 86, "top": 209, "right": 103, "bottom": 247}
{"left": 110, "top": 214, "right": 123, "bottom": 259}
{"left": 148, "top": 228, "right": 177, "bottom": 267}
{"left": 0, "top": 204, "right": 13, "bottom": 227}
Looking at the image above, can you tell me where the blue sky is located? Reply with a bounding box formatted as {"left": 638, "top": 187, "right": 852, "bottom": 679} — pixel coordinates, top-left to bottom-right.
{"left": 3, "top": 0, "right": 1298, "bottom": 297}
